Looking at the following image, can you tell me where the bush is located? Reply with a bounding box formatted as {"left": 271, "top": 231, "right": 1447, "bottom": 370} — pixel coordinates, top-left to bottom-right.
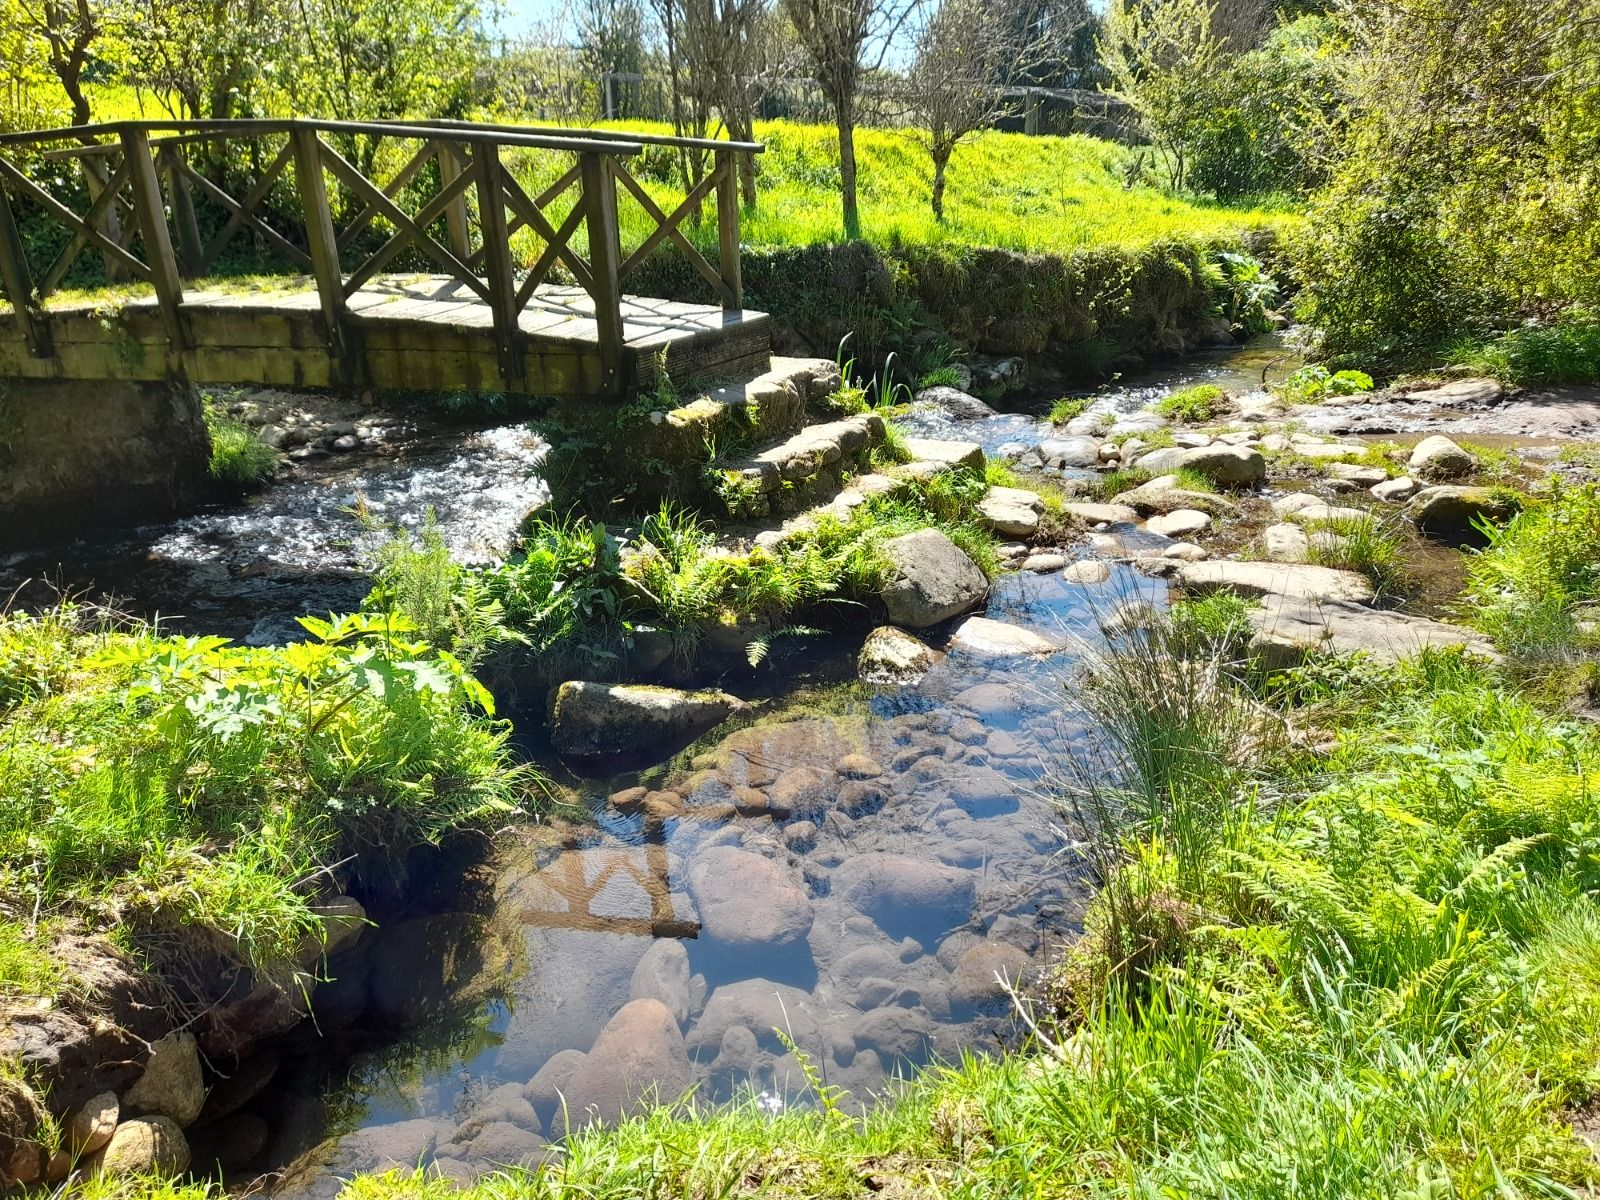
{"left": 1449, "top": 315, "right": 1600, "bottom": 387}
{"left": 1279, "top": 365, "right": 1375, "bottom": 404}
{"left": 204, "top": 399, "right": 278, "bottom": 486}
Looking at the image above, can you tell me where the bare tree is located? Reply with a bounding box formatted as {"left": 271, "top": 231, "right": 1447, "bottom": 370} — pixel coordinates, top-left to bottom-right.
{"left": 781, "top": 0, "right": 915, "bottom": 239}
{"left": 903, "top": 0, "right": 1082, "bottom": 222}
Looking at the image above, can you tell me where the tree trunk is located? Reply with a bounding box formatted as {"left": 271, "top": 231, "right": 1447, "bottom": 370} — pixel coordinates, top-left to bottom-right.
{"left": 931, "top": 147, "right": 950, "bottom": 222}
{"left": 834, "top": 89, "right": 860, "bottom": 240}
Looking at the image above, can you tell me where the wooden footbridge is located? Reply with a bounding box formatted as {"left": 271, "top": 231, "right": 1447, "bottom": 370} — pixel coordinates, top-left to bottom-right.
{"left": 0, "top": 118, "right": 770, "bottom": 397}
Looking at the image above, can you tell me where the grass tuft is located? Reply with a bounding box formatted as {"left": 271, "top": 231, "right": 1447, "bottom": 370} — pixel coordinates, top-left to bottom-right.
{"left": 1153, "top": 383, "right": 1226, "bottom": 423}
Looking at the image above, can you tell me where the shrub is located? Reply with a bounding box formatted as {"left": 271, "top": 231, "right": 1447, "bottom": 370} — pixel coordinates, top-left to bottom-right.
{"left": 1154, "top": 383, "right": 1226, "bottom": 422}
{"left": 1448, "top": 315, "right": 1600, "bottom": 387}
{"left": 1279, "top": 365, "right": 1376, "bottom": 404}
{"left": 203, "top": 398, "right": 278, "bottom": 486}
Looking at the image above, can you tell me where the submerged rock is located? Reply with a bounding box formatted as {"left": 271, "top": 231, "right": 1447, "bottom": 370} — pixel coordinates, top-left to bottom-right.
{"left": 687, "top": 847, "right": 813, "bottom": 950}
{"left": 1173, "top": 560, "right": 1375, "bottom": 604}
{"left": 878, "top": 529, "right": 988, "bottom": 628}
{"left": 947, "top": 616, "right": 1062, "bottom": 658}
{"left": 832, "top": 853, "right": 976, "bottom": 935}
{"left": 858, "top": 626, "right": 939, "bottom": 684}
{"left": 549, "top": 682, "right": 739, "bottom": 757}
{"left": 561, "top": 999, "right": 692, "bottom": 1128}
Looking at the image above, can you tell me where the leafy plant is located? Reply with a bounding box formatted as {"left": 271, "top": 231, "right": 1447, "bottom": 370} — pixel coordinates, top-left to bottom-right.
{"left": 1280, "top": 365, "right": 1377, "bottom": 404}
{"left": 1449, "top": 316, "right": 1600, "bottom": 387}
{"left": 1049, "top": 396, "right": 1092, "bottom": 425}
{"left": 1154, "top": 383, "right": 1226, "bottom": 422}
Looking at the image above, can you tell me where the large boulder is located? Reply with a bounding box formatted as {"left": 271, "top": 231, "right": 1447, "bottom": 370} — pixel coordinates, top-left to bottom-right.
{"left": 878, "top": 529, "right": 988, "bottom": 628}
{"left": 858, "top": 626, "right": 939, "bottom": 684}
{"left": 1173, "top": 560, "right": 1375, "bottom": 604}
{"left": 560, "top": 999, "right": 692, "bottom": 1128}
{"left": 1132, "top": 445, "right": 1265, "bottom": 488}
{"left": 94, "top": 1117, "right": 191, "bottom": 1178}
{"left": 1407, "top": 486, "right": 1520, "bottom": 533}
{"left": 1248, "top": 595, "right": 1499, "bottom": 669}
{"left": 549, "top": 683, "right": 739, "bottom": 758}
{"left": 122, "top": 1033, "right": 205, "bottom": 1127}
{"left": 832, "top": 853, "right": 976, "bottom": 936}
{"left": 1036, "top": 437, "right": 1102, "bottom": 468}
{"left": 1407, "top": 435, "right": 1477, "bottom": 480}
{"left": 686, "top": 847, "right": 813, "bottom": 950}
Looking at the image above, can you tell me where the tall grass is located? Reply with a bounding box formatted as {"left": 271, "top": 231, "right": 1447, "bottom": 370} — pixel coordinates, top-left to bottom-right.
{"left": 1303, "top": 510, "right": 1411, "bottom": 602}
{"left": 1449, "top": 315, "right": 1600, "bottom": 387}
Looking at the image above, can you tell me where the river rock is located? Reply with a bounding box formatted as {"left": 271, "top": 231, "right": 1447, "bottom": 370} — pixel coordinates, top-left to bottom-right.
{"left": 832, "top": 853, "right": 976, "bottom": 935}
{"left": 1062, "top": 501, "right": 1139, "bottom": 524}
{"left": 68, "top": 1091, "right": 118, "bottom": 1154}
{"left": 629, "top": 940, "right": 693, "bottom": 1026}
{"left": 977, "top": 486, "right": 1043, "bottom": 537}
{"left": 1173, "top": 560, "right": 1375, "bottom": 604}
{"left": 768, "top": 765, "right": 833, "bottom": 819}
{"left": 1132, "top": 445, "right": 1265, "bottom": 488}
{"left": 858, "top": 626, "right": 938, "bottom": 684}
{"left": 947, "top": 616, "right": 1062, "bottom": 658}
{"left": 954, "top": 682, "right": 1018, "bottom": 718}
{"left": 878, "top": 529, "right": 988, "bottom": 628}
{"left": 1407, "top": 435, "right": 1477, "bottom": 479}
{"left": 1326, "top": 462, "right": 1388, "bottom": 486}
{"left": 94, "top": 1117, "right": 191, "bottom": 1178}
{"left": 1371, "top": 475, "right": 1419, "bottom": 502}
{"left": 195, "top": 1051, "right": 279, "bottom": 1126}
{"left": 524, "top": 1048, "right": 588, "bottom": 1126}
{"left": 914, "top": 386, "right": 994, "bottom": 420}
{"left": 309, "top": 895, "right": 367, "bottom": 959}
{"left": 687, "top": 847, "right": 813, "bottom": 950}
{"left": 549, "top": 682, "right": 739, "bottom": 757}
{"left": 1116, "top": 479, "right": 1237, "bottom": 517}
{"left": 1022, "top": 553, "right": 1067, "bottom": 573}
{"left": 1407, "top": 485, "right": 1520, "bottom": 532}
{"left": 188, "top": 1113, "right": 269, "bottom": 1174}
{"left": 1270, "top": 492, "right": 1324, "bottom": 516}
{"left": 851, "top": 1007, "right": 935, "bottom": 1063}
{"left": 1034, "top": 436, "right": 1100, "bottom": 468}
{"left": 1146, "top": 509, "right": 1210, "bottom": 538}
{"left": 1404, "top": 377, "right": 1505, "bottom": 408}
{"left": 949, "top": 942, "right": 1032, "bottom": 1008}
{"left": 1163, "top": 542, "right": 1209, "bottom": 561}
{"left": 685, "top": 979, "right": 825, "bottom": 1061}
{"left": 467, "top": 1121, "right": 546, "bottom": 1165}
{"left": 1262, "top": 523, "right": 1311, "bottom": 563}
{"left": 903, "top": 438, "right": 984, "bottom": 471}
{"left": 1290, "top": 441, "right": 1367, "bottom": 460}
{"left": 123, "top": 1033, "right": 205, "bottom": 1127}
{"left": 1061, "top": 559, "right": 1111, "bottom": 584}
{"left": 560, "top": 999, "right": 691, "bottom": 1128}
{"left": 323, "top": 1118, "right": 437, "bottom": 1174}
{"left": 1248, "top": 595, "right": 1499, "bottom": 669}
{"left": 1286, "top": 503, "right": 1371, "bottom": 526}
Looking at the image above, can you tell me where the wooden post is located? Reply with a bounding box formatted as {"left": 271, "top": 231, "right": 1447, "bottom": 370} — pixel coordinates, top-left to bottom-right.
{"left": 435, "top": 141, "right": 473, "bottom": 260}
{"left": 473, "top": 143, "right": 524, "bottom": 387}
{"left": 163, "top": 147, "right": 205, "bottom": 278}
{"left": 119, "top": 125, "right": 188, "bottom": 349}
{"left": 290, "top": 124, "right": 353, "bottom": 383}
{"left": 713, "top": 148, "right": 742, "bottom": 311}
{"left": 580, "top": 151, "right": 625, "bottom": 394}
{"left": 0, "top": 173, "right": 51, "bottom": 357}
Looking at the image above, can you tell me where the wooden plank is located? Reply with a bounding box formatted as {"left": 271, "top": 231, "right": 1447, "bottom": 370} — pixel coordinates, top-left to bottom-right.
{"left": 335, "top": 138, "right": 436, "bottom": 252}
{"left": 120, "top": 127, "right": 188, "bottom": 348}
{"left": 498, "top": 172, "right": 594, "bottom": 293}
{"left": 0, "top": 157, "right": 150, "bottom": 282}
{"left": 0, "top": 173, "right": 51, "bottom": 355}
{"left": 36, "top": 157, "right": 132, "bottom": 297}
{"left": 342, "top": 159, "right": 482, "bottom": 296}
{"left": 612, "top": 158, "right": 730, "bottom": 304}
{"left": 178, "top": 154, "right": 313, "bottom": 271}
{"left": 715, "top": 148, "right": 743, "bottom": 310}
{"left": 512, "top": 197, "right": 587, "bottom": 313}
{"left": 434, "top": 141, "right": 474, "bottom": 259}
{"left": 290, "top": 128, "right": 352, "bottom": 381}
{"left": 198, "top": 141, "right": 294, "bottom": 273}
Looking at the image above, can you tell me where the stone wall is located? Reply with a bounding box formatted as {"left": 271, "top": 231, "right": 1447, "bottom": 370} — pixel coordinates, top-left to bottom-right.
{"left": 0, "top": 378, "right": 210, "bottom": 548}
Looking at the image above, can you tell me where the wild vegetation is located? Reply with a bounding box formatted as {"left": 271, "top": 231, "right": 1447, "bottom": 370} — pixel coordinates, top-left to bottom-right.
{"left": 0, "top": 602, "right": 530, "bottom": 1000}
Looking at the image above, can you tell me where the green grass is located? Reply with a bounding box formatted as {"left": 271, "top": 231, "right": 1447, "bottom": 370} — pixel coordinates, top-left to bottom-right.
{"left": 1153, "top": 383, "right": 1226, "bottom": 422}
{"left": 0, "top": 602, "right": 531, "bottom": 1000}
{"left": 1456, "top": 438, "right": 1526, "bottom": 486}
{"left": 1462, "top": 482, "right": 1600, "bottom": 668}
{"left": 1303, "top": 510, "right": 1412, "bottom": 602}
{"left": 203, "top": 397, "right": 280, "bottom": 486}
{"left": 1449, "top": 315, "right": 1600, "bottom": 387}
{"left": 1048, "top": 397, "right": 1093, "bottom": 425}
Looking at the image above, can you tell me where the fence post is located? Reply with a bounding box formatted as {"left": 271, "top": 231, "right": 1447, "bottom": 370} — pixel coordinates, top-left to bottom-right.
{"left": 162, "top": 146, "right": 205, "bottom": 278}
{"left": 580, "top": 151, "right": 625, "bottom": 394}
{"left": 473, "top": 143, "right": 524, "bottom": 388}
{"left": 290, "top": 124, "right": 353, "bottom": 384}
{"left": 435, "top": 141, "right": 473, "bottom": 260}
{"left": 0, "top": 172, "right": 52, "bottom": 357}
{"left": 119, "top": 125, "right": 188, "bottom": 349}
{"left": 714, "top": 148, "right": 743, "bottom": 311}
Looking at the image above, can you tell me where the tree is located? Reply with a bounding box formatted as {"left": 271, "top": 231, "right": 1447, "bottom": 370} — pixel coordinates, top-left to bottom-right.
{"left": 10, "top": 0, "right": 116, "bottom": 126}
{"left": 781, "top": 0, "right": 913, "bottom": 239}
{"left": 1098, "top": 0, "right": 1223, "bottom": 191}
{"left": 578, "top": 0, "right": 652, "bottom": 118}
{"left": 903, "top": 0, "right": 1081, "bottom": 222}
{"left": 124, "top": 0, "right": 293, "bottom": 122}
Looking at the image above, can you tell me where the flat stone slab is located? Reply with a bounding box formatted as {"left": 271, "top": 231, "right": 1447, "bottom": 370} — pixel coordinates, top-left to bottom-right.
{"left": 947, "top": 616, "right": 1063, "bottom": 657}
{"left": 731, "top": 414, "right": 884, "bottom": 491}
{"left": 1063, "top": 502, "right": 1139, "bottom": 525}
{"left": 1173, "top": 560, "right": 1376, "bottom": 604}
{"left": 1249, "top": 595, "right": 1498, "bottom": 668}
{"left": 977, "top": 486, "right": 1043, "bottom": 537}
{"left": 903, "top": 437, "right": 985, "bottom": 471}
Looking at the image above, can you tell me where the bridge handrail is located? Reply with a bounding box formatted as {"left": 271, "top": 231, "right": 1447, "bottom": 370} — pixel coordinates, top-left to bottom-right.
{"left": 390, "top": 117, "right": 767, "bottom": 156}
{"left": 0, "top": 117, "right": 761, "bottom": 394}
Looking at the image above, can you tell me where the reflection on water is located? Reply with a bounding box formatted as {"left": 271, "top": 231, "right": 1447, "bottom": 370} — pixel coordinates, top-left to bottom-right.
{"left": 262, "top": 567, "right": 1165, "bottom": 1195}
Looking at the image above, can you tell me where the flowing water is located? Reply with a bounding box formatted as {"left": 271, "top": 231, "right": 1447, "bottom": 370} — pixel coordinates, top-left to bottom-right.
{"left": 8, "top": 343, "right": 1292, "bottom": 1189}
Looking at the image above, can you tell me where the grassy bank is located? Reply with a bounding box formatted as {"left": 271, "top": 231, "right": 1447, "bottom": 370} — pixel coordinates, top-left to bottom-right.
{"left": 0, "top": 604, "right": 530, "bottom": 1007}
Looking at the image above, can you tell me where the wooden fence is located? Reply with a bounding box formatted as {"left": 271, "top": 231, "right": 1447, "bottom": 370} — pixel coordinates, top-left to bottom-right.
{"left": 0, "top": 117, "right": 762, "bottom": 391}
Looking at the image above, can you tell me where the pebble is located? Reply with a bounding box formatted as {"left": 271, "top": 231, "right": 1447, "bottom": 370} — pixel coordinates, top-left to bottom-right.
{"left": 1060, "top": 560, "right": 1111, "bottom": 584}
{"left": 1021, "top": 553, "right": 1067, "bottom": 573}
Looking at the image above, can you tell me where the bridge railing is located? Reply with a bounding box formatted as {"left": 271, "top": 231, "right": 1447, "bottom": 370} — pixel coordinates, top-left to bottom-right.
{"left": 0, "top": 118, "right": 763, "bottom": 390}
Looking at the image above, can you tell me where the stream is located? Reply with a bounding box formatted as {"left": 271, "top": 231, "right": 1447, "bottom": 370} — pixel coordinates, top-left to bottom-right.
{"left": 7, "top": 343, "right": 1286, "bottom": 1191}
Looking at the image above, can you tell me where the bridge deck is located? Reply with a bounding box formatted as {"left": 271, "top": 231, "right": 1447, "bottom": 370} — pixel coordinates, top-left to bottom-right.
{"left": 0, "top": 274, "right": 771, "bottom": 396}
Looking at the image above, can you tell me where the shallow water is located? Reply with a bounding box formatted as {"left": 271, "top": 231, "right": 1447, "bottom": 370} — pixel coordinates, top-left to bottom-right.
{"left": 255, "top": 566, "right": 1164, "bottom": 1194}
{"left": 0, "top": 424, "right": 549, "bottom": 643}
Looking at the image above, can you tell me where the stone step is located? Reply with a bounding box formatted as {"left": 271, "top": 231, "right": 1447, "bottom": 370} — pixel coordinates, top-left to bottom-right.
{"left": 713, "top": 414, "right": 887, "bottom": 519}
